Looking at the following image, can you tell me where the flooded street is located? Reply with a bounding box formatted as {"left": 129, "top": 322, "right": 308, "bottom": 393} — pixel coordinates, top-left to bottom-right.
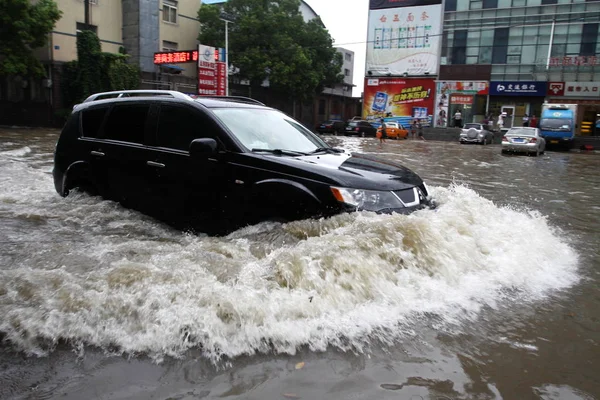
{"left": 0, "top": 128, "right": 598, "bottom": 400}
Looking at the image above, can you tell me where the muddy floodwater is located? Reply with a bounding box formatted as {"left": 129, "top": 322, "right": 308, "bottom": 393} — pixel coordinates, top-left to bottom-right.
{"left": 0, "top": 128, "right": 599, "bottom": 400}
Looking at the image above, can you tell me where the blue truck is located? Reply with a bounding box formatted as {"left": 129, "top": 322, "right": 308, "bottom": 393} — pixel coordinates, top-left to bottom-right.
{"left": 539, "top": 103, "right": 578, "bottom": 149}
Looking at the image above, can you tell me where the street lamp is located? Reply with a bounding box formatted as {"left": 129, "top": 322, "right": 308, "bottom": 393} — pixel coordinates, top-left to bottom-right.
{"left": 219, "top": 12, "right": 236, "bottom": 96}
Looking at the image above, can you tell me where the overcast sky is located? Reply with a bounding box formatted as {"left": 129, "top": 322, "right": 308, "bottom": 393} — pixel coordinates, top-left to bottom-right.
{"left": 305, "top": 0, "right": 369, "bottom": 97}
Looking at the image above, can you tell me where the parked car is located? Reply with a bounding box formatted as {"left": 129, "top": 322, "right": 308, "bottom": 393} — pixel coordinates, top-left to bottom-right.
{"left": 345, "top": 120, "right": 378, "bottom": 137}
{"left": 53, "top": 90, "right": 432, "bottom": 235}
{"left": 459, "top": 123, "right": 494, "bottom": 145}
{"left": 377, "top": 121, "right": 409, "bottom": 140}
{"left": 501, "top": 127, "right": 546, "bottom": 156}
{"left": 316, "top": 119, "right": 345, "bottom": 135}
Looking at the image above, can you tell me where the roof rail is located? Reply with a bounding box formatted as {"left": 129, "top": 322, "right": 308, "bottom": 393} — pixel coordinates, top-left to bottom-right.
{"left": 82, "top": 90, "right": 193, "bottom": 103}
{"left": 194, "top": 95, "right": 265, "bottom": 106}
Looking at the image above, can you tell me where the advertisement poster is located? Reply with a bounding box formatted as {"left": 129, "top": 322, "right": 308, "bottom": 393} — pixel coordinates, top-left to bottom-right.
{"left": 363, "top": 77, "right": 435, "bottom": 122}
{"left": 366, "top": 4, "right": 443, "bottom": 76}
{"left": 435, "top": 81, "right": 488, "bottom": 127}
{"left": 369, "top": 0, "right": 442, "bottom": 9}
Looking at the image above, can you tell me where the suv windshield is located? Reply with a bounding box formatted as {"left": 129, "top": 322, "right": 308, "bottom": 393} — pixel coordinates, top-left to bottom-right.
{"left": 464, "top": 123, "right": 481, "bottom": 129}
{"left": 213, "top": 108, "right": 326, "bottom": 153}
{"left": 539, "top": 118, "right": 572, "bottom": 131}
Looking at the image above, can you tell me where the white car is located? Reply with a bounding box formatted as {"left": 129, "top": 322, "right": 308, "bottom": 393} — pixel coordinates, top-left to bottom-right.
{"left": 501, "top": 127, "right": 546, "bottom": 156}
{"left": 459, "top": 123, "right": 494, "bottom": 145}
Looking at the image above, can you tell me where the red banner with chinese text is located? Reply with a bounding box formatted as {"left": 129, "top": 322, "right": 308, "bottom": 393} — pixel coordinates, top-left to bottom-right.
{"left": 216, "top": 62, "right": 226, "bottom": 96}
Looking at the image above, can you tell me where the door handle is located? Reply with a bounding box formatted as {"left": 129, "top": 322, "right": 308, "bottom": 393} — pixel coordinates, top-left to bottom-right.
{"left": 90, "top": 151, "right": 105, "bottom": 157}
{"left": 147, "top": 161, "right": 165, "bottom": 168}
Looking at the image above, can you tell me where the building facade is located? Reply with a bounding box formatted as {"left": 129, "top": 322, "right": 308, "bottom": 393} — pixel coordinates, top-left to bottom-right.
{"left": 440, "top": 0, "right": 600, "bottom": 132}
{"left": 0, "top": 0, "right": 201, "bottom": 126}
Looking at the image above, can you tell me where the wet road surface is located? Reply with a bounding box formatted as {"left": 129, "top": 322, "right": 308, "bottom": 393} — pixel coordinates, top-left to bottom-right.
{"left": 0, "top": 128, "right": 598, "bottom": 399}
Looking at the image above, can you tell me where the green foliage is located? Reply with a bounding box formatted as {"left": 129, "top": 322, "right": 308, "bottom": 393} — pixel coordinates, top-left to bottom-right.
{"left": 197, "top": 0, "right": 343, "bottom": 101}
{"left": 0, "top": 0, "right": 62, "bottom": 76}
{"left": 62, "top": 31, "right": 139, "bottom": 107}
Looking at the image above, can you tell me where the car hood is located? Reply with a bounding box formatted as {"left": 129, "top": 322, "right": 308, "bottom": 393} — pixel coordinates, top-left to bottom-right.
{"left": 258, "top": 151, "right": 424, "bottom": 191}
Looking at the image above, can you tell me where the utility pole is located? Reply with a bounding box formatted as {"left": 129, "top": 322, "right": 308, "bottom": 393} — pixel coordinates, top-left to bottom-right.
{"left": 219, "top": 12, "right": 236, "bottom": 96}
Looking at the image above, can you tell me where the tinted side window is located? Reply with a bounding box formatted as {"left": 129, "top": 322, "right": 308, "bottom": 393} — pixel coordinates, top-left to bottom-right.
{"left": 156, "top": 105, "right": 215, "bottom": 151}
{"left": 103, "top": 104, "right": 149, "bottom": 144}
{"left": 81, "top": 107, "right": 109, "bottom": 138}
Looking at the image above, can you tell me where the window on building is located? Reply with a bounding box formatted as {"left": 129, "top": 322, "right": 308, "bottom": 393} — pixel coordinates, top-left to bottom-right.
{"left": 163, "top": 0, "right": 177, "bottom": 24}
{"left": 79, "top": 0, "right": 98, "bottom": 4}
{"left": 344, "top": 69, "right": 350, "bottom": 77}
{"left": 318, "top": 99, "right": 326, "bottom": 115}
{"left": 492, "top": 27, "right": 509, "bottom": 64}
{"left": 580, "top": 23, "right": 599, "bottom": 56}
{"left": 103, "top": 104, "right": 149, "bottom": 144}
{"left": 345, "top": 53, "right": 352, "bottom": 61}
{"left": 541, "top": 0, "right": 557, "bottom": 4}
{"left": 445, "top": 0, "right": 457, "bottom": 11}
{"left": 483, "top": 0, "right": 497, "bottom": 8}
{"left": 76, "top": 22, "right": 97, "bottom": 34}
{"left": 451, "top": 30, "right": 467, "bottom": 64}
{"left": 162, "top": 40, "right": 178, "bottom": 52}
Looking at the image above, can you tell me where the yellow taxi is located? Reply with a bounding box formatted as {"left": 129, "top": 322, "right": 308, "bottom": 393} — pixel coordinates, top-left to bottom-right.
{"left": 377, "top": 122, "right": 409, "bottom": 140}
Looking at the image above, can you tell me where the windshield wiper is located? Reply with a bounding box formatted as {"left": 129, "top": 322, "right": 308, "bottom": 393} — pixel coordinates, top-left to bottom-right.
{"left": 252, "top": 148, "right": 307, "bottom": 156}
{"left": 309, "top": 147, "right": 344, "bottom": 154}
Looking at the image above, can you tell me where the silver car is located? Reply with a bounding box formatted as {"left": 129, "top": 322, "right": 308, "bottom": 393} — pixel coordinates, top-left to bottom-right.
{"left": 501, "top": 127, "right": 546, "bottom": 156}
{"left": 459, "top": 123, "right": 494, "bottom": 145}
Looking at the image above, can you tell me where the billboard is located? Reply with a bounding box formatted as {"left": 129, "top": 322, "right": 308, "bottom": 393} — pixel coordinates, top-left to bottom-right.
{"left": 363, "top": 77, "right": 435, "bottom": 121}
{"left": 366, "top": 3, "right": 443, "bottom": 76}
{"left": 370, "top": 0, "right": 442, "bottom": 9}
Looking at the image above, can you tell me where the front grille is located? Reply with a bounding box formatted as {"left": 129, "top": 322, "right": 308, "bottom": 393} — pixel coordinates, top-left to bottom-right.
{"left": 394, "top": 188, "right": 416, "bottom": 205}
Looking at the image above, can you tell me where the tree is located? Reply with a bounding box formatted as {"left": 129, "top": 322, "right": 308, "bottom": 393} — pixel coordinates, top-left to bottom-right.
{"left": 197, "top": 0, "right": 343, "bottom": 101}
{"left": 0, "top": 0, "right": 62, "bottom": 76}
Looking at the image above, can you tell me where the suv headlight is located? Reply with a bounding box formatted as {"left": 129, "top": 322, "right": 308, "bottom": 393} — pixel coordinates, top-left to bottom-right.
{"left": 330, "top": 187, "right": 404, "bottom": 211}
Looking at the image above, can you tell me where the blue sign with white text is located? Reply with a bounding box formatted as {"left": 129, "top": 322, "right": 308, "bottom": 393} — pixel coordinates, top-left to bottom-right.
{"left": 489, "top": 81, "right": 547, "bottom": 96}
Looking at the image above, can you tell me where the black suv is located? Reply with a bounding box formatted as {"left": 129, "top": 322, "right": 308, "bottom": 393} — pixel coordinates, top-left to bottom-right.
{"left": 344, "top": 120, "right": 377, "bottom": 137}
{"left": 53, "top": 90, "right": 432, "bottom": 234}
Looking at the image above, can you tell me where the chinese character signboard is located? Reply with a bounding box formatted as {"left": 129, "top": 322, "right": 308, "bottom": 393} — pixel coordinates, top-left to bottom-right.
{"left": 489, "top": 81, "right": 546, "bottom": 96}
{"left": 153, "top": 50, "right": 198, "bottom": 65}
{"left": 216, "top": 62, "right": 227, "bottom": 96}
{"left": 366, "top": 0, "right": 443, "bottom": 76}
{"left": 548, "top": 55, "right": 598, "bottom": 67}
{"left": 548, "top": 81, "right": 600, "bottom": 98}
{"left": 363, "top": 77, "right": 435, "bottom": 120}
{"left": 449, "top": 94, "right": 474, "bottom": 105}
{"left": 197, "top": 45, "right": 217, "bottom": 95}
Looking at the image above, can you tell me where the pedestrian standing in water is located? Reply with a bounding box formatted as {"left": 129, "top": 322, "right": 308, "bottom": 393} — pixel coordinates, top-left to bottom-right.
{"left": 530, "top": 114, "right": 537, "bottom": 128}
{"left": 411, "top": 120, "right": 418, "bottom": 139}
{"left": 417, "top": 120, "right": 425, "bottom": 140}
{"left": 379, "top": 119, "right": 387, "bottom": 145}
{"left": 454, "top": 109, "right": 463, "bottom": 128}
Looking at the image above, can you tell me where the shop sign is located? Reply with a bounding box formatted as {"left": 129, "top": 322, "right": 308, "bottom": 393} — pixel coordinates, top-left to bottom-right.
{"left": 450, "top": 94, "right": 473, "bottom": 105}
{"left": 548, "top": 55, "right": 598, "bottom": 67}
{"left": 489, "top": 81, "right": 546, "bottom": 96}
{"left": 548, "top": 81, "right": 600, "bottom": 98}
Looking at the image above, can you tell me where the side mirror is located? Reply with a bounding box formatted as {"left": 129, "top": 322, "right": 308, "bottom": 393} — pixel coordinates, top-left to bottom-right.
{"left": 189, "top": 138, "right": 217, "bottom": 157}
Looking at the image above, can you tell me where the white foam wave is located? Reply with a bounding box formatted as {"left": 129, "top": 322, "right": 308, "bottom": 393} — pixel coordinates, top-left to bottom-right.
{"left": 1, "top": 146, "right": 32, "bottom": 157}
{"left": 0, "top": 184, "right": 580, "bottom": 364}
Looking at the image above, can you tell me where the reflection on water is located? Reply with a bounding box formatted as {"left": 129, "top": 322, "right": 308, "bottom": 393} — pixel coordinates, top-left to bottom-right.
{"left": 0, "top": 130, "right": 599, "bottom": 399}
